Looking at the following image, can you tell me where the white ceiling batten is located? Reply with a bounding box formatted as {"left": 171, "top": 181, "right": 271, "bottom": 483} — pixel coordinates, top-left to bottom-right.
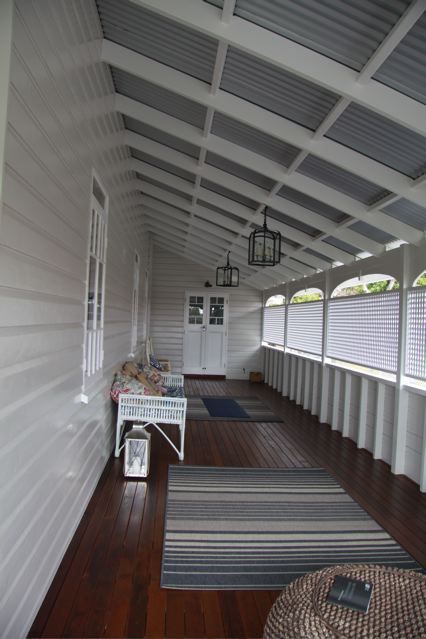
{"left": 128, "top": 0, "right": 426, "bottom": 136}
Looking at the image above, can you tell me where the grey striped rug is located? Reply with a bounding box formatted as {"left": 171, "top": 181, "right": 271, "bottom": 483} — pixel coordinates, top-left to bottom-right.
{"left": 161, "top": 466, "right": 422, "bottom": 590}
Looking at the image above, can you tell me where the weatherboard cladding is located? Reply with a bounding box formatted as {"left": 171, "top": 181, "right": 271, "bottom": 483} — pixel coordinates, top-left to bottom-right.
{"left": 124, "top": 116, "right": 200, "bottom": 159}
{"left": 112, "top": 68, "right": 207, "bottom": 128}
{"left": 297, "top": 155, "right": 391, "bottom": 205}
{"left": 205, "top": 152, "right": 275, "bottom": 191}
{"left": 277, "top": 184, "right": 348, "bottom": 223}
{"left": 131, "top": 148, "right": 196, "bottom": 183}
{"left": 97, "top": 0, "right": 218, "bottom": 83}
{"left": 205, "top": 0, "right": 410, "bottom": 71}
{"left": 220, "top": 46, "right": 339, "bottom": 130}
{"left": 382, "top": 198, "right": 426, "bottom": 231}
{"left": 326, "top": 103, "right": 426, "bottom": 178}
{"left": 374, "top": 11, "right": 426, "bottom": 105}
{"left": 211, "top": 112, "right": 300, "bottom": 166}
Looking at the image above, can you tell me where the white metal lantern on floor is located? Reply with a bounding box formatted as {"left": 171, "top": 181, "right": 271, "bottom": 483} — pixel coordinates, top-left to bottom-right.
{"left": 124, "top": 427, "right": 151, "bottom": 478}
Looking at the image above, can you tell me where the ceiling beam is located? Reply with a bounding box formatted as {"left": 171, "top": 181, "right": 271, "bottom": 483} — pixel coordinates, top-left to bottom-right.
{"left": 126, "top": 0, "right": 426, "bottom": 136}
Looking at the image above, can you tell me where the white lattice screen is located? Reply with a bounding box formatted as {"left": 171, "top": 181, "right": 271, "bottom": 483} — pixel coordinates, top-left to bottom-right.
{"left": 405, "top": 287, "right": 426, "bottom": 380}
{"left": 287, "top": 301, "right": 323, "bottom": 355}
{"left": 263, "top": 305, "right": 285, "bottom": 346}
{"left": 327, "top": 292, "right": 399, "bottom": 372}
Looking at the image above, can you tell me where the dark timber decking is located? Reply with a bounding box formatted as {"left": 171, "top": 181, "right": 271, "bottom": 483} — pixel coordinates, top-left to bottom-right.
{"left": 29, "top": 379, "right": 426, "bottom": 638}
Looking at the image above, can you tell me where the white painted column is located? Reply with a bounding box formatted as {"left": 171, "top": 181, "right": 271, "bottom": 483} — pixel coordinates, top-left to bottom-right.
{"left": 277, "top": 350, "right": 283, "bottom": 393}
{"left": 289, "top": 356, "right": 297, "bottom": 401}
{"left": 282, "top": 353, "right": 290, "bottom": 397}
{"left": 373, "top": 382, "right": 385, "bottom": 460}
{"left": 319, "top": 272, "right": 330, "bottom": 423}
{"left": 311, "top": 363, "right": 319, "bottom": 416}
{"left": 0, "top": 0, "right": 14, "bottom": 227}
{"left": 331, "top": 370, "right": 341, "bottom": 431}
{"left": 303, "top": 360, "right": 311, "bottom": 410}
{"left": 392, "top": 244, "right": 409, "bottom": 475}
{"left": 420, "top": 402, "right": 426, "bottom": 493}
{"left": 357, "top": 377, "right": 368, "bottom": 449}
{"left": 296, "top": 357, "right": 303, "bottom": 405}
{"left": 272, "top": 349, "right": 278, "bottom": 389}
{"left": 342, "top": 372, "right": 352, "bottom": 438}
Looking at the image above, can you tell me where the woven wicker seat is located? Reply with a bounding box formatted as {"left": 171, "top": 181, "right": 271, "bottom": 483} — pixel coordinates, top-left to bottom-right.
{"left": 263, "top": 564, "right": 426, "bottom": 639}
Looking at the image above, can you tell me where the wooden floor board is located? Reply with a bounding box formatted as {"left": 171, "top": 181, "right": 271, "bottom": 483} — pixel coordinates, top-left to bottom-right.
{"left": 29, "top": 379, "right": 426, "bottom": 638}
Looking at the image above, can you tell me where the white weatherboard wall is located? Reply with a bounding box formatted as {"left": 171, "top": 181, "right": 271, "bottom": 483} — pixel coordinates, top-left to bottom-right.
{"left": 262, "top": 244, "right": 426, "bottom": 491}
{"left": 0, "top": 1, "right": 149, "bottom": 636}
{"left": 150, "top": 248, "right": 262, "bottom": 378}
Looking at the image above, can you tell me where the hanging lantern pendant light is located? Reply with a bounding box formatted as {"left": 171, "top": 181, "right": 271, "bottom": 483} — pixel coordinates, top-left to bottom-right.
{"left": 216, "top": 251, "right": 239, "bottom": 287}
{"left": 248, "top": 207, "right": 281, "bottom": 266}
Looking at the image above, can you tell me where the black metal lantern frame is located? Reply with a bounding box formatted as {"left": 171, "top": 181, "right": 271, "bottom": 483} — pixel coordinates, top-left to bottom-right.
{"left": 216, "top": 251, "right": 239, "bottom": 287}
{"left": 248, "top": 207, "right": 281, "bottom": 266}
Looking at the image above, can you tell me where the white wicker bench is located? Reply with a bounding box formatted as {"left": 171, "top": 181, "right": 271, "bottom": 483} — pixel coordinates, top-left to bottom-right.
{"left": 114, "top": 373, "right": 187, "bottom": 461}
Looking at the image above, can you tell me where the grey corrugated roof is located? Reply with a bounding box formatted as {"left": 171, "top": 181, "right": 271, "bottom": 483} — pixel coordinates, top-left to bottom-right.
{"left": 349, "top": 220, "right": 396, "bottom": 244}
{"left": 303, "top": 247, "right": 335, "bottom": 264}
{"left": 194, "top": 213, "right": 239, "bottom": 237}
{"left": 201, "top": 179, "right": 258, "bottom": 210}
{"left": 211, "top": 112, "right": 300, "bottom": 165}
{"left": 323, "top": 236, "right": 360, "bottom": 256}
{"left": 267, "top": 208, "right": 320, "bottom": 237}
{"left": 326, "top": 103, "right": 426, "bottom": 178}
{"left": 112, "top": 68, "right": 207, "bottom": 128}
{"left": 97, "top": 0, "right": 218, "bottom": 83}
{"left": 197, "top": 199, "right": 248, "bottom": 225}
{"left": 205, "top": 152, "right": 275, "bottom": 190}
{"left": 132, "top": 149, "right": 196, "bottom": 183}
{"left": 382, "top": 197, "right": 426, "bottom": 231}
{"left": 277, "top": 184, "right": 348, "bottom": 223}
{"left": 206, "top": 0, "right": 410, "bottom": 71}
{"left": 374, "top": 12, "right": 426, "bottom": 105}
{"left": 139, "top": 178, "right": 193, "bottom": 202}
{"left": 141, "top": 189, "right": 191, "bottom": 216}
{"left": 220, "top": 46, "right": 339, "bottom": 130}
{"left": 297, "top": 155, "right": 390, "bottom": 205}
{"left": 125, "top": 116, "right": 200, "bottom": 158}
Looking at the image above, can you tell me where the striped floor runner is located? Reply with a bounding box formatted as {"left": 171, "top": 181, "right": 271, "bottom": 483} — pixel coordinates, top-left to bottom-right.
{"left": 161, "top": 466, "right": 422, "bottom": 590}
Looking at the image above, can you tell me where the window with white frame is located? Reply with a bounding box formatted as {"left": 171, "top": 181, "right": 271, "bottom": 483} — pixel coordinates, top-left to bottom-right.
{"left": 287, "top": 288, "right": 323, "bottom": 357}
{"left": 327, "top": 275, "right": 399, "bottom": 373}
{"left": 263, "top": 295, "right": 285, "bottom": 347}
{"left": 405, "top": 271, "right": 426, "bottom": 381}
{"left": 84, "top": 173, "right": 108, "bottom": 380}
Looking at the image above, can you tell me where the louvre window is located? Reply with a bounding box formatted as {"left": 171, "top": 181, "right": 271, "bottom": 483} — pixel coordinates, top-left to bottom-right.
{"left": 405, "top": 286, "right": 426, "bottom": 380}
{"left": 263, "top": 305, "right": 285, "bottom": 347}
{"left": 287, "top": 301, "right": 323, "bottom": 356}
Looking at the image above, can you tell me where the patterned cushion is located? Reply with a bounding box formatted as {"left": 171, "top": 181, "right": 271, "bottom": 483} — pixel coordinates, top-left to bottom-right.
{"left": 139, "top": 364, "right": 164, "bottom": 386}
{"left": 149, "top": 355, "right": 163, "bottom": 370}
{"left": 110, "top": 372, "right": 154, "bottom": 403}
{"left": 164, "top": 386, "right": 185, "bottom": 398}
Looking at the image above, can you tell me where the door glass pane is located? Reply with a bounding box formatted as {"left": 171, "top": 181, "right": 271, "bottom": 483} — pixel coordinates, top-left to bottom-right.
{"left": 209, "top": 298, "right": 224, "bottom": 325}
{"left": 189, "top": 297, "right": 204, "bottom": 324}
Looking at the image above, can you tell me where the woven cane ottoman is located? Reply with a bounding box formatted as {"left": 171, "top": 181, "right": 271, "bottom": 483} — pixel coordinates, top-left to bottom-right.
{"left": 263, "top": 564, "right": 426, "bottom": 639}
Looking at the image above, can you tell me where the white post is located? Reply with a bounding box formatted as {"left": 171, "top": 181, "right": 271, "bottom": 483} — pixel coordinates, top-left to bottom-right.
{"left": 0, "top": 0, "right": 14, "bottom": 229}
{"left": 373, "top": 382, "right": 385, "bottom": 460}
{"left": 303, "top": 360, "right": 311, "bottom": 410}
{"left": 342, "top": 372, "right": 352, "bottom": 438}
{"left": 319, "top": 272, "right": 330, "bottom": 423}
{"left": 420, "top": 403, "right": 426, "bottom": 493}
{"left": 392, "top": 244, "right": 409, "bottom": 475}
{"left": 331, "top": 370, "right": 341, "bottom": 431}
{"left": 357, "top": 377, "right": 368, "bottom": 449}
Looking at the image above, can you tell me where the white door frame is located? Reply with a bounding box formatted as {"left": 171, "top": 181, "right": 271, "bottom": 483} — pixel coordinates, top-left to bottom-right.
{"left": 183, "top": 289, "right": 229, "bottom": 375}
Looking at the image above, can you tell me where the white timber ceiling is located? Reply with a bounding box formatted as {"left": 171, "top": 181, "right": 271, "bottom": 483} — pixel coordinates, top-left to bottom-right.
{"left": 95, "top": 0, "right": 426, "bottom": 289}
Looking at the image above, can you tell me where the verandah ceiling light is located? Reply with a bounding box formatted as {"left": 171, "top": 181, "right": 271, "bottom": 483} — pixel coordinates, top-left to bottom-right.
{"left": 216, "top": 251, "right": 239, "bottom": 287}
{"left": 248, "top": 207, "right": 281, "bottom": 266}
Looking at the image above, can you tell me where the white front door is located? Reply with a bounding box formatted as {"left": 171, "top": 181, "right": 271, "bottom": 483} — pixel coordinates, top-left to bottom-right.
{"left": 183, "top": 291, "right": 229, "bottom": 375}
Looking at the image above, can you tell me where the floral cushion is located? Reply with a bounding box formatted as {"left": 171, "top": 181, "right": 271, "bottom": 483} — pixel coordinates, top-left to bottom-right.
{"left": 110, "top": 372, "right": 153, "bottom": 403}
{"left": 138, "top": 363, "right": 164, "bottom": 386}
